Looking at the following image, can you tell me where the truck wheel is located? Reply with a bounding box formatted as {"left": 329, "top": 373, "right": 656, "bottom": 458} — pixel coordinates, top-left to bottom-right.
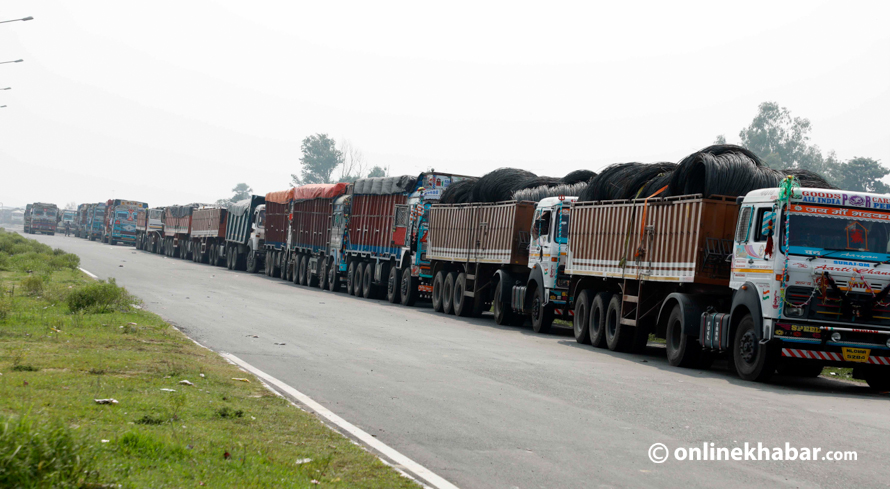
{"left": 329, "top": 260, "right": 341, "bottom": 292}
{"left": 589, "top": 292, "right": 610, "bottom": 348}
{"left": 431, "top": 271, "right": 445, "bottom": 312}
{"left": 453, "top": 273, "right": 474, "bottom": 317}
{"left": 296, "top": 255, "right": 306, "bottom": 285}
{"left": 573, "top": 290, "right": 591, "bottom": 344}
{"left": 226, "top": 248, "right": 234, "bottom": 269}
{"left": 351, "top": 262, "right": 363, "bottom": 295}
{"left": 777, "top": 362, "right": 824, "bottom": 378}
{"left": 732, "top": 314, "right": 778, "bottom": 382}
{"left": 347, "top": 261, "right": 357, "bottom": 295}
{"left": 493, "top": 279, "right": 515, "bottom": 325}
{"left": 319, "top": 259, "right": 329, "bottom": 290}
{"left": 246, "top": 250, "right": 259, "bottom": 273}
{"left": 308, "top": 260, "right": 320, "bottom": 288}
{"left": 605, "top": 294, "right": 633, "bottom": 351}
{"left": 531, "top": 286, "right": 554, "bottom": 334}
{"left": 387, "top": 266, "right": 401, "bottom": 303}
{"left": 400, "top": 267, "right": 418, "bottom": 307}
{"left": 362, "top": 263, "right": 374, "bottom": 298}
{"left": 442, "top": 272, "right": 456, "bottom": 315}
{"left": 666, "top": 305, "right": 701, "bottom": 367}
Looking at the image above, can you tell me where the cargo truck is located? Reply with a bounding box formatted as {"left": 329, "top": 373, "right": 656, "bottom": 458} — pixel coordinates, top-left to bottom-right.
{"left": 87, "top": 203, "right": 107, "bottom": 241}
{"left": 223, "top": 196, "right": 265, "bottom": 271}
{"left": 429, "top": 186, "right": 890, "bottom": 388}
{"left": 190, "top": 206, "right": 228, "bottom": 265}
{"left": 23, "top": 203, "right": 59, "bottom": 235}
{"left": 280, "top": 183, "right": 349, "bottom": 287}
{"left": 102, "top": 199, "right": 148, "bottom": 245}
{"left": 74, "top": 204, "right": 91, "bottom": 237}
{"left": 330, "top": 173, "right": 472, "bottom": 305}
{"left": 136, "top": 207, "right": 165, "bottom": 253}
{"left": 163, "top": 204, "right": 202, "bottom": 258}
{"left": 263, "top": 189, "right": 292, "bottom": 276}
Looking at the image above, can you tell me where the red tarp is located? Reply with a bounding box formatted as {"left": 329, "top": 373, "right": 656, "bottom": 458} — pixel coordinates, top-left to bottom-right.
{"left": 292, "top": 183, "right": 348, "bottom": 201}
{"left": 265, "top": 188, "right": 295, "bottom": 204}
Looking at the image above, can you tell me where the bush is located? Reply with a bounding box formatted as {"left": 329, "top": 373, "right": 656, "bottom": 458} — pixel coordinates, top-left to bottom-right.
{"left": 20, "top": 275, "right": 44, "bottom": 296}
{"left": 0, "top": 414, "right": 98, "bottom": 488}
{"left": 66, "top": 279, "right": 132, "bottom": 314}
{"left": 0, "top": 230, "right": 80, "bottom": 272}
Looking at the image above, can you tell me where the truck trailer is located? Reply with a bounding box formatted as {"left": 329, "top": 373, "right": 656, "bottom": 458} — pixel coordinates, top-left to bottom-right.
{"left": 136, "top": 207, "right": 165, "bottom": 253}
{"left": 190, "top": 206, "right": 228, "bottom": 265}
{"left": 163, "top": 204, "right": 202, "bottom": 258}
{"left": 282, "top": 183, "right": 349, "bottom": 287}
{"left": 223, "top": 195, "right": 265, "bottom": 271}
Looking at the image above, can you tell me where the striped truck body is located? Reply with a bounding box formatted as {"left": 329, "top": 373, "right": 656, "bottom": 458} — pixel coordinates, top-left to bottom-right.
{"left": 427, "top": 201, "right": 535, "bottom": 266}
{"left": 347, "top": 193, "right": 407, "bottom": 258}
{"left": 191, "top": 207, "right": 227, "bottom": 239}
{"left": 565, "top": 195, "right": 738, "bottom": 286}
{"left": 290, "top": 197, "right": 336, "bottom": 253}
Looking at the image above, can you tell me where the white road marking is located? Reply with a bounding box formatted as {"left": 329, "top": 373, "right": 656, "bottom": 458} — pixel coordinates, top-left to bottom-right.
{"left": 79, "top": 267, "right": 99, "bottom": 280}
{"left": 222, "top": 352, "right": 460, "bottom": 489}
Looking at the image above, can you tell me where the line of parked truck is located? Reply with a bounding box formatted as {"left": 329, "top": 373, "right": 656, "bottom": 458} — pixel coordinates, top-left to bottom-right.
{"left": 28, "top": 172, "right": 890, "bottom": 390}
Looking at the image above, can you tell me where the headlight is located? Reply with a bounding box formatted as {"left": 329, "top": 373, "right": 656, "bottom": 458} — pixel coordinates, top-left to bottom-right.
{"left": 784, "top": 305, "right": 805, "bottom": 317}
{"left": 885, "top": 338, "right": 890, "bottom": 349}
{"left": 831, "top": 332, "right": 842, "bottom": 342}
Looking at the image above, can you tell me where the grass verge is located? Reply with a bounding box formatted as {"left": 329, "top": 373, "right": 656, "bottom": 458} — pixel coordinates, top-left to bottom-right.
{"left": 0, "top": 229, "right": 417, "bottom": 488}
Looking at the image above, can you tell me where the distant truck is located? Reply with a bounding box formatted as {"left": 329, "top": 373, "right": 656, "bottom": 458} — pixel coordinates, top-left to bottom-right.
{"left": 102, "top": 199, "right": 148, "bottom": 245}
{"left": 162, "top": 204, "right": 202, "bottom": 258}
{"left": 60, "top": 209, "right": 76, "bottom": 233}
{"left": 189, "top": 206, "right": 228, "bottom": 265}
{"left": 23, "top": 202, "right": 59, "bottom": 235}
{"left": 136, "top": 207, "right": 165, "bottom": 253}
{"left": 87, "top": 203, "right": 107, "bottom": 241}
{"left": 224, "top": 196, "right": 265, "bottom": 271}
{"left": 74, "top": 204, "right": 91, "bottom": 238}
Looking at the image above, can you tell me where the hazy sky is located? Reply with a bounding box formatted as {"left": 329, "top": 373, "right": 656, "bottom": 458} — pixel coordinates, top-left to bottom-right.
{"left": 1, "top": 1, "right": 888, "bottom": 208}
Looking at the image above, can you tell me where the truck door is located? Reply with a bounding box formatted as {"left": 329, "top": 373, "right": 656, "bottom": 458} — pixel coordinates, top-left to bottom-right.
{"left": 530, "top": 207, "right": 554, "bottom": 276}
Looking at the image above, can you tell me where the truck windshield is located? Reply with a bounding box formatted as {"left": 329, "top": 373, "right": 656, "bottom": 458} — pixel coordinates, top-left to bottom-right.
{"left": 257, "top": 210, "right": 265, "bottom": 227}
{"left": 782, "top": 205, "right": 890, "bottom": 260}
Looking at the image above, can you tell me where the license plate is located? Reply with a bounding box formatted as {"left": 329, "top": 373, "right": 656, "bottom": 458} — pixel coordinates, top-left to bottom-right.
{"left": 842, "top": 347, "right": 870, "bottom": 363}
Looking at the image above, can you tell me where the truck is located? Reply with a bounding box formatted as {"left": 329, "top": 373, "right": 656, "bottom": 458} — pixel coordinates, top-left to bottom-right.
{"left": 427, "top": 186, "right": 890, "bottom": 389}
{"left": 218, "top": 196, "right": 265, "bottom": 271}
{"left": 329, "top": 173, "right": 472, "bottom": 305}
{"left": 189, "top": 206, "right": 228, "bottom": 264}
{"left": 136, "top": 207, "right": 165, "bottom": 253}
{"left": 23, "top": 203, "right": 59, "bottom": 235}
{"left": 74, "top": 204, "right": 91, "bottom": 238}
{"left": 102, "top": 199, "right": 148, "bottom": 245}
{"left": 279, "top": 183, "right": 349, "bottom": 287}
{"left": 263, "top": 189, "right": 292, "bottom": 276}
{"left": 87, "top": 203, "right": 107, "bottom": 241}
{"left": 60, "top": 209, "right": 76, "bottom": 234}
{"left": 162, "top": 204, "right": 202, "bottom": 258}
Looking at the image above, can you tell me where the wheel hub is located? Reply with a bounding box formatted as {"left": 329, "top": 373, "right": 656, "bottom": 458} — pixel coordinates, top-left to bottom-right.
{"left": 739, "top": 331, "right": 757, "bottom": 363}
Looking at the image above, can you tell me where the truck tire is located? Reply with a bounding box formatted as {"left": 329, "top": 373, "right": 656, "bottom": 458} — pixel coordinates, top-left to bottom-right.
{"left": 296, "top": 255, "right": 307, "bottom": 285}
{"left": 246, "top": 250, "right": 259, "bottom": 273}
{"left": 573, "top": 289, "right": 591, "bottom": 344}
{"left": 351, "top": 262, "right": 363, "bottom": 296}
{"left": 605, "top": 294, "right": 633, "bottom": 352}
{"left": 226, "top": 247, "right": 234, "bottom": 269}
{"left": 531, "top": 286, "right": 554, "bottom": 334}
{"left": 318, "top": 259, "right": 328, "bottom": 289}
{"left": 400, "top": 267, "right": 418, "bottom": 307}
{"left": 732, "top": 313, "right": 778, "bottom": 382}
{"left": 264, "top": 252, "right": 271, "bottom": 275}
{"left": 309, "top": 259, "right": 320, "bottom": 288}
{"left": 431, "top": 271, "right": 445, "bottom": 312}
{"left": 328, "top": 260, "right": 341, "bottom": 292}
{"left": 666, "top": 305, "right": 701, "bottom": 368}
{"left": 493, "top": 279, "right": 514, "bottom": 325}
{"left": 453, "top": 273, "right": 474, "bottom": 317}
{"left": 347, "top": 261, "right": 357, "bottom": 295}
{"left": 589, "top": 292, "right": 610, "bottom": 348}
{"left": 387, "top": 266, "right": 401, "bottom": 303}
{"left": 362, "top": 263, "right": 374, "bottom": 298}
{"left": 442, "top": 272, "right": 456, "bottom": 315}
{"left": 291, "top": 258, "right": 301, "bottom": 284}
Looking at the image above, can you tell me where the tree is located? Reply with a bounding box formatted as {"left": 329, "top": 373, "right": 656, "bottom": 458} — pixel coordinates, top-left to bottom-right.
{"left": 297, "top": 134, "right": 342, "bottom": 184}
{"left": 714, "top": 134, "right": 727, "bottom": 145}
{"left": 832, "top": 157, "right": 890, "bottom": 193}
{"left": 739, "top": 102, "right": 819, "bottom": 170}
{"left": 336, "top": 139, "right": 368, "bottom": 183}
{"left": 367, "top": 166, "right": 387, "bottom": 178}
{"left": 65, "top": 202, "right": 76, "bottom": 210}
{"left": 216, "top": 183, "right": 252, "bottom": 207}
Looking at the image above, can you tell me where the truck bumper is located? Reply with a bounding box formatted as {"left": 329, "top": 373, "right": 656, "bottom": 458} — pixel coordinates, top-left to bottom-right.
{"left": 778, "top": 341, "right": 890, "bottom": 366}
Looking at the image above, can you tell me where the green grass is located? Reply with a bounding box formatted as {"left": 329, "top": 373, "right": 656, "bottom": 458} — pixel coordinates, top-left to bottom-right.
{"left": 0, "top": 229, "right": 417, "bottom": 488}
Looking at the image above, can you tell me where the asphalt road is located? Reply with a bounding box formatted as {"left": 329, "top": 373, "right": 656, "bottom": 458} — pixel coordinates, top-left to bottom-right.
{"left": 20, "top": 229, "right": 890, "bottom": 489}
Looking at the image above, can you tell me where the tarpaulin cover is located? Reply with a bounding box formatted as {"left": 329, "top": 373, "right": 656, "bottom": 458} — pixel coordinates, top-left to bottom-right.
{"left": 229, "top": 198, "right": 252, "bottom": 217}
{"left": 353, "top": 175, "right": 417, "bottom": 195}
{"left": 292, "top": 183, "right": 349, "bottom": 201}
{"left": 265, "top": 188, "right": 295, "bottom": 204}
{"left": 167, "top": 204, "right": 202, "bottom": 218}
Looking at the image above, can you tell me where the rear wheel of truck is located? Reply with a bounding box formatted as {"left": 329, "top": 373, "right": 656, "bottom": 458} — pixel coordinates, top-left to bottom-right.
{"left": 319, "top": 258, "right": 329, "bottom": 290}
{"left": 246, "top": 250, "right": 259, "bottom": 273}
{"left": 400, "top": 267, "right": 418, "bottom": 307}
{"left": 531, "top": 286, "right": 554, "bottom": 334}
{"left": 732, "top": 314, "right": 777, "bottom": 382}
{"left": 666, "top": 305, "right": 701, "bottom": 368}
{"left": 589, "top": 292, "right": 610, "bottom": 348}
{"left": 493, "top": 279, "right": 515, "bottom": 326}
{"left": 453, "top": 273, "right": 475, "bottom": 317}
{"left": 329, "top": 260, "right": 341, "bottom": 292}
{"left": 362, "top": 263, "right": 374, "bottom": 298}
{"left": 573, "top": 290, "right": 591, "bottom": 344}
{"left": 347, "top": 261, "right": 357, "bottom": 295}
{"left": 605, "top": 294, "right": 633, "bottom": 352}
{"left": 442, "top": 272, "right": 456, "bottom": 315}
{"left": 387, "top": 266, "right": 401, "bottom": 303}
{"left": 352, "top": 262, "right": 363, "bottom": 295}
{"left": 298, "top": 255, "right": 308, "bottom": 285}
{"left": 431, "top": 271, "right": 445, "bottom": 312}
